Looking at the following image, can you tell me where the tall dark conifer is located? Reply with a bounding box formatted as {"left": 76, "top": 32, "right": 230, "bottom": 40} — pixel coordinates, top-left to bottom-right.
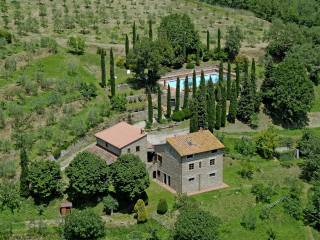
{"left": 237, "top": 60, "right": 255, "bottom": 123}
{"left": 110, "top": 48, "right": 115, "bottom": 97}
{"left": 228, "top": 81, "right": 237, "bottom": 123}
{"left": 132, "top": 21, "right": 136, "bottom": 48}
{"left": 235, "top": 62, "right": 240, "bottom": 97}
{"left": 183, "top": 75, "right": 189, "bottom": 109}
{"left": 20, "top": 148, "right": 29, "bottom": 198}
{"left": 166, "top": 85, "right": 171, "bottom": 118}
{"left": 189, "top": 99, "right": 198, "bottom": 133}
{"left": 175, "top": 77, "right": 180, "bottom": 112}
{"left": 206, "top": 30, "right": 210, "bottom": 51}
{"left": 221, "top": 84, "right": 227, "bottom": 127}
{"left": 148, "top": 19, "right": 153, "bottom": 40}
{"left": 98, "top": 48, "right": 106, "bottom": 88}
{"left": 227, "top": 61, "right": 231, "bottom": 100}
{"left": 157, "top": 86, "right": 162, "bottom": 123}
{"left": 217, "top": 28, "right": 221, "bottom": 53}
{"left": 192, "top": 69, "right": 197, "bottom": 97}
{"left": 196, "top": 71, "right": 208, "bottom": 129}
{"left": 215, "top": 85, "right": 222, "bottom": 130}
{"left": 125, "top": 34, "right": 129, "bottom": 62}
{"left": 219, "top": 61, "right": 224, "bottom": 84}
{"left": 207, "top": 78, "right": 215, "bottom": 132}
{"left": 147, "top": 88, "right": 153, "bottom": 124}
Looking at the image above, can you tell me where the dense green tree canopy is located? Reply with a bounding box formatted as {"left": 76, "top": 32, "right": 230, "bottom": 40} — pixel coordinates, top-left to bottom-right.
{"left": 262, "top": 57, "right": 314, "bottom": 128}
{"left": 110, "top": 154, "right": 150, "bottom": 201}
{"left": 224, "top": 26, "right": 242, "bottom": 60}
{"left": 127, "top": 38, "right": 161, "bottom": 89}
{"left": 64, "top": 209, "right": 106, "bottom": 240}
{"left": 28, "top": 160, "right": 62, "bottom": 204}
{"left": 173, "top": 208, "right": 221, "bottom": 240}
{"left": 158, "top": 13, "right": 200, "bottom": 67}
{"left": 304, "top": 182, "right": 320, "bottom": 230}
{"left": 66, "top": 152, "right": 109, "bottom": 201}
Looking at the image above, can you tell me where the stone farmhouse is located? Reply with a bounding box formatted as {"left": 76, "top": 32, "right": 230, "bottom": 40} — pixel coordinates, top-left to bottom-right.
{"left": 91, "top": 122, "right": 225, "bottom": 195}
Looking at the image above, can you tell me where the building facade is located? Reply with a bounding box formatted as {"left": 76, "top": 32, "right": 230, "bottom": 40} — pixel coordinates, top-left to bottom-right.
{"left": 152, "top": 130, "right": 224, "bottom": 194}
{"left": 94, "top": 123, "right": 225, "bottom": 194}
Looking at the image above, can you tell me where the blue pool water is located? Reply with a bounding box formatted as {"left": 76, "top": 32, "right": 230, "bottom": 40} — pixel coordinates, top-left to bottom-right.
{"left": 167, "top": 72, "right": 219, "bottom": 90}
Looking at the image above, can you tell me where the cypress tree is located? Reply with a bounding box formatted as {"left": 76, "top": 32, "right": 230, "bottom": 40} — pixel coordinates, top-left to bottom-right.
{"left": 110, "top": 48, "right": 115, "bottom": 97}
{"left": 175, "top": 77, "right": 180, "bottom": 112}
{"left": 183, "top": 75, "right": 189, "bottom": 109}
{"left": 197, "top": 73, "right": 208, "bottom": 130}
{"left": 221, "top": 84, "right": 227, "bottom": 127}
{"left": 136, "top": 34, "right": 140, "bottom": 42}
{"left": 215, "top": 85, "right": 222, "bottom": 130}
{"left": 125, "top": 34, "right": 129, "bottom": 62}
{"left": 199, "top": 70, "right": 206, "bottom": 89}
{"left": 98, "top": 48, "right": 106, "bottom": 88}
{"left": 195, "top": 48, "right": 200, "bottom": 66}
{"left": 206, "top": 30, "right": 210, "bottom": 51}
{"left": 207, "top": 78, "right": 215, "bottom": 132}
{"left": 227, "top": 61, "right": 231, "bottom": 100}
{"left": 237, "top": 60, "right": 255, "bottom": 123}
{"left": 148, "top": 19, "right": 153, "bottom": 40}
{"left": 147, "top": 88, "right": 153, "bottom": 124}
{"left": 192, "top": 69, "right": 197, "bottom": 97}
{"left": 228, "top": 81, "right": 237, "bottom": 123}
{"left": 235, "top": 62, "right": 240, "bottom": 97}
{"left": 189, "top": 99, "right": 198, "bottom": 133}
{"left": 217, "top": 28, "right": 221, "bottom": 53}
{"left": 219, "top": 61, "right": 224, "bottom": 84}
{"left": 132, "top": 21, "right": 136, "bottom": 48}
{"left": 20, "top": 148, "right": 29, "bottom": 198}
{"left": 251, "top": 58, "right": 256, "bottom": 93}
{"left": 166, "top": 85, "right": 171, "bottom": 118}
{"left": 157, "top": 86, "right": 162, "bottom": 123}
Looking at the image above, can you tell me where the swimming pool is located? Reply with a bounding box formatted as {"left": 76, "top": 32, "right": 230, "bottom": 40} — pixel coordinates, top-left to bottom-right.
{"left": 166, "top": 72, "right": 219, "bottom": 90}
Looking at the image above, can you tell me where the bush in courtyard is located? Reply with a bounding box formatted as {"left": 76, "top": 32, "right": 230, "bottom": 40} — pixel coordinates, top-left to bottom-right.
{"left": 241, "top": 209, "right": 257, "bottom": 230}
{"left": 64, "top": 209, "right": 105, "bottom": 240}
{"left": 173, "top": 193, "right": 197, "bottom": 210}
{"left": 235, "top": 137, "right": 256, "bottom": 156}
{"left": 157, "top": 198, "right": 168, "bottom": 215}
{"left": 103, "top": 195, "right": 119, "bottom": 215}
{"left": 134, "top": 199, "right": 147, "bottom": 223}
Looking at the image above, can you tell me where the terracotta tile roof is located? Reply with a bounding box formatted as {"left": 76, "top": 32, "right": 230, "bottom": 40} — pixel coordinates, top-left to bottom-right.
{"left": 87, "top": 145, "right": 118, "bottom": 165}
{"left": 166, "top": 130, "right": 224, "bottom": 156}
{"left": 95, "top": 122, "right": 146, "bottom": 149}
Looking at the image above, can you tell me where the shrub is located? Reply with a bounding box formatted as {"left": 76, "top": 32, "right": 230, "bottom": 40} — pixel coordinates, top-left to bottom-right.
{"left": 157, "top": 198, "right": 168, "bottom": 215}
{"left": 172, "top": 110, "right": 185, "bottom": 122}
{"left": 241, "top": 209, "right": 257, "bottom": 230}
{"left": 186, "top": 62, "right": 195, "bottom": 69}
{"left": 67, "top": 36, "right": 86, "bottom": 55}
{"left": 251, "top": 183, "right": 275, "bottom": 203}
{"left": 64, "top": 209, "right": 106, "bottom": 240}
{"left": 103, "top": 195, "right": 119, "bottom": 215}
{"left": 235, "top": 137, "right": 256, "bottom": 156}
{"left": 116, "top": 56, "right": 125, "bottom": 68}
{"left": 111, "top": 95, "right": 127, "bottom": 112}
{"left": 238, "top": 162, "right": 254, "bottom": 179}
{"left": 134, "top": 199, "right": 147, "bottom": 223}
{"left": 173, "top": 193, "right": 197, "bottom": 210}
{"left": 255, "top": 127, "right": 279, "bottom": 159}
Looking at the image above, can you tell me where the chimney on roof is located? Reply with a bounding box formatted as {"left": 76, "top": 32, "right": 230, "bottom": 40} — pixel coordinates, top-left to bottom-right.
{"left": 141, "top": 129, "right": 144, "bottom": 134}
